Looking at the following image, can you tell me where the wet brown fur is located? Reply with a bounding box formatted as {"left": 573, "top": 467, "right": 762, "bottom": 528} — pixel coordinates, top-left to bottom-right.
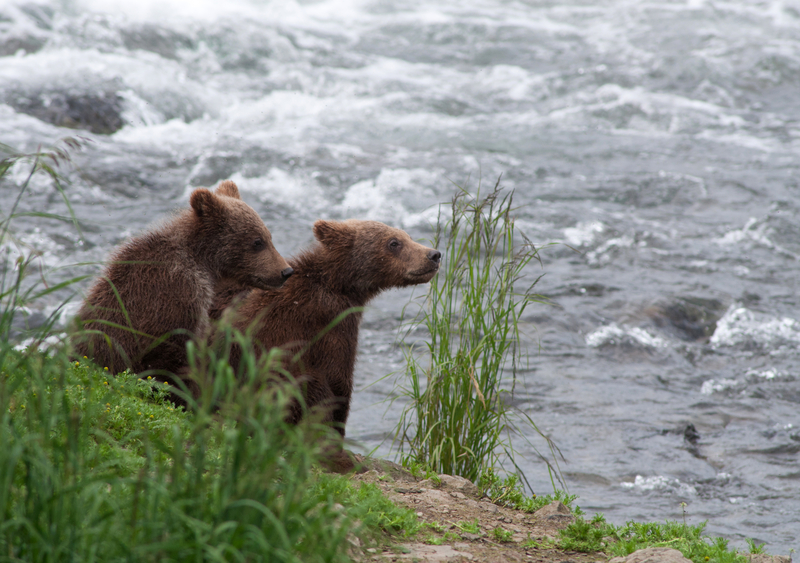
{"left": 73, "top": 181, "right": 291, "bottom": 376}
{"left": 216, "top": 219, "right": 440, "bottom": 469}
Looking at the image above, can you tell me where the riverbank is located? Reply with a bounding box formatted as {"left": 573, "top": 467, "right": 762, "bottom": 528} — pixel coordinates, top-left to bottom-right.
{"left": 349, "top": 459, "right": 793, "bottom": 563}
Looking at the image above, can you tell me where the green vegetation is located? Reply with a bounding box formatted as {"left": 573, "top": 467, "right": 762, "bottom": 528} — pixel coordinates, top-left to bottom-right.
{"left": 312, "top": 476, "right": 422, "bottom": 538}
{"left": 491, "top": 526, "right": 514, "bottom": 543}
{"left": 395, "top": 180, "right": 557, "bottom": 487}
{"left": 557, "top": 515, "right": 753, "bottom": 563}
{"left": 1, "top": 138, "right": 88, "bottom": 346}
{"left": 480, "top": 468, "right": 581, "bottom": 515}
{"left": 2, "top": 348, "right": 419, "bottom": 562}
{"left": 454, "top": 519, "right": 481, "bottom": 535}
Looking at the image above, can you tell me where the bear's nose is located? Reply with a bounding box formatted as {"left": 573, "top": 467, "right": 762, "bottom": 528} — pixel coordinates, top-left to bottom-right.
{"left": 428, "top": 250, "right": 441, "bottom": 264}
{"left": 281, "top": 267, "right": 294, "bottom": 279}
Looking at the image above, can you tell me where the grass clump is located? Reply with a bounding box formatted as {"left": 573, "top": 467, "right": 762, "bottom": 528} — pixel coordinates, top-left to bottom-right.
{"left": 491, "top": 526, "right": 514, "bottom": 543}
{"left": 557, "top": 514, "right": 754, "bottom": 563}
{"left": 395, "top": 179, "right": 555, "bottom": 488}
{"left": 312, "top": 475, "right": 423, "bottom": 540}
{"left": 559, "top": 516, "right": 611, "bottom": 552}
{"left": 454, "top": 519, "right": 481, "bottom": 535}
{"left": 605, "top": 520, "right": 749, "bottom": 563}
{"left": 480, "top": 468, "right": 581, "bottom": 514}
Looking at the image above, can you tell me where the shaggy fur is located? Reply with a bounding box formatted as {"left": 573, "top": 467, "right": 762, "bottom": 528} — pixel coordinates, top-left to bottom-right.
{"left": 73, "top": 181, "right": 293, "bottom": 376}
{"left": 215, "top": 219, "right": 441, "bottom": 471}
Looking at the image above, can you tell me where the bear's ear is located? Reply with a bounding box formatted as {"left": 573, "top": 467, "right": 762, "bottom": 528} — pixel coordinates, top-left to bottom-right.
{"left": 190, "top": 188, "right": 223, "bottom": 218}
{"left": 313, "top": 220, "right": 354, "bottom": 248}
{"left": 216, "top": 180, "right": 241, "bottom": 200}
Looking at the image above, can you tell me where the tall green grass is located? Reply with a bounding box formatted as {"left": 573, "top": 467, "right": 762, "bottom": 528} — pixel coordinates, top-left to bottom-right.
{"left": 1, "top": 138, "right": 87, "bottom": 346}
{"left": 394, "top": 180, "right": 557, "bottom": 487}
{"left": 0, "top": 348, "right": 363, "bottom": 562}
{"left": 0, "top": 141, "right": 419, "bottom": 562}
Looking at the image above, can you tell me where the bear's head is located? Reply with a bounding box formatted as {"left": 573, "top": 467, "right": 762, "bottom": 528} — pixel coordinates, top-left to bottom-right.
{"left": 313, "top": 219, "right": 440, "bottom": 295}
{"left": 189, "top": 181, "right": 293, "bottom": 289}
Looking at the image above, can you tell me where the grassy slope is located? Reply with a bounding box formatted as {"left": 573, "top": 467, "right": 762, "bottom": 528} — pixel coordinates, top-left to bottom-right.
{"left": 0, "top": 349, "right": 419, "bottom": 562}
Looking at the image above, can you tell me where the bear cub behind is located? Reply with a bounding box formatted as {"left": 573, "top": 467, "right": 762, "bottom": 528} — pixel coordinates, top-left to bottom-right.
{"left": 74, "top": 181, "right": 293, "bottom": 377}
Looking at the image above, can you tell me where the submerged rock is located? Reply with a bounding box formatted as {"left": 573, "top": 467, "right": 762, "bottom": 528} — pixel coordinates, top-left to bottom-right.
{"left": 0, "top": 33, "right": 46, "bottom": 56}
{"left": 120, "top": 24, "right": 194, "bottom": 60}
{"left": 647, "top": 297, "right": 726, "bottom": 341}
{"left": 684, "top": 423, "right": 700, "bottom": 445}
{"left": 9, "top": 90, "right": 124, "bottom": 134}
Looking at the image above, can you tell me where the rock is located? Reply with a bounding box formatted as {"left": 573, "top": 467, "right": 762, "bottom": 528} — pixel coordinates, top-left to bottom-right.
{"left": 0, "top": 34, "right": 46, "bottom": 56}
{"left": 684, "top": 424, "right": 700, "bottom": 445}
{"left": 647, "top": 297, "right": 725, "bottom": 342}
{"left": 396, "top": 543, "right": 473, "bottom": 561}
{"left": 609, "top": 547, "right": 692, "bottom": 563}
{"left": 395, "top": 487, "right": 423, "bottom": 494}
{"left": 436, "top": 474, "right": 482, "bottom": 498}
{"left": 479, "top": 501, "right": 499, "bottom": 513}
{"left": 747, "top": 555, "right": 792, "bottom": 563}
{"left": 534, "top": 501, "right": 571, "bottom": 517}
{"left": 346, "top": 533, "right": 361, "bottom": 560}
{"left": 9, "top": 90, "right": 124, "bottom": 134}
{"left": 356, "top": 458, "right": 415, "bottom": 483}
{"left": 533, "top": 501, "right": 575, "bottom": 526}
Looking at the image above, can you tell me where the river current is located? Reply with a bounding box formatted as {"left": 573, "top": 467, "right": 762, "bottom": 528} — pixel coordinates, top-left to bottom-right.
{"left": 1, "top": 0, "right": 798, "bottom": 553}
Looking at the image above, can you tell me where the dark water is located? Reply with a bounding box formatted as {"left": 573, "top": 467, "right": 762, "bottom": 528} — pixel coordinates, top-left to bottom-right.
{"left": 1, "top": 0, "right": 798, "bottom": 553}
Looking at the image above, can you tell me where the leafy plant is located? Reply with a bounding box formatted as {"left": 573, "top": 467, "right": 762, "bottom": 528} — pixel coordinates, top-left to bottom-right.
{"left": 312, "top": 475, "right": 422, "bottom": 539}
{"left": 555, "top": 516, "right": 753, "bottom": 563}
{"left": 747, "top": 539, "right": 765, "bottom": 555}
{"left": 491, "top": 526, "right": 514, "bottom": 543}
{"left": 559, "top": 517, "right": 612, "bottom": 552}
{"left": 480, "top": 468, "right": 580, "bottom": 514}
{"left": 454, "top": 519, "right": 481, "bottom": 535}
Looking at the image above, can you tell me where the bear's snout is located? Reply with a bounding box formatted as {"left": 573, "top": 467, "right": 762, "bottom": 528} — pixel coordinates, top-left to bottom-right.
{"left": 281, "top": 267, "right": 294, "bottom": 280}
{"left": 427, "top": 249, "right": 441, "bottom": 264}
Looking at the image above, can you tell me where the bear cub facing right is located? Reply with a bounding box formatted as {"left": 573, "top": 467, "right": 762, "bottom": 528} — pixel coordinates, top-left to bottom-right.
{"left": 74, "top": 181, "right": 293, "bottom": 377}
{"left": 216, "top": 219, "right": 441, "bottom": 471}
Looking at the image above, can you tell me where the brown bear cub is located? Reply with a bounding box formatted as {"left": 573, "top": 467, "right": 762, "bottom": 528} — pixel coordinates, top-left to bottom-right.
{"left": 215, "top": 219, "right": 441, "bottom": 472}
{"left": 73, "top": 180, "right": 293, "bottom": 379}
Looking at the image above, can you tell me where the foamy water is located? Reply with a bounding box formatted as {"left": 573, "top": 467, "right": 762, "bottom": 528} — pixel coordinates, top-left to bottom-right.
{"left": 2, "top": 0, "right": 799, "bottom": 553}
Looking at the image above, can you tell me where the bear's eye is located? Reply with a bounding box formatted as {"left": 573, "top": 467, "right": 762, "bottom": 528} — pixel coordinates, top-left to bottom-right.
{"left": 388, "top": 239, "right": 401, "bottom": 252}
{"left": 252, "top": 238, "right": 266, "bottom": 251}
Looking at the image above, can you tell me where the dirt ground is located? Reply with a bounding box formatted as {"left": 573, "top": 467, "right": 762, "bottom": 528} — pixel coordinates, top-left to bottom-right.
{"left": 351, "top": 458, "right": 603, "bottom": 563}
